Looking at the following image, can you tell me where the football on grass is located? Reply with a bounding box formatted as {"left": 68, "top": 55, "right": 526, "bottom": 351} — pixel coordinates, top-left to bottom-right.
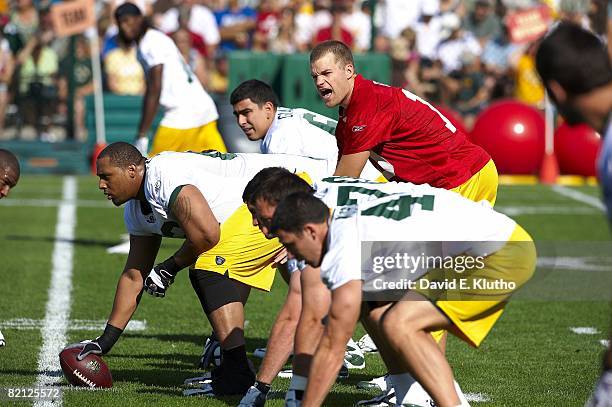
{"left": 59, "top": 348, "right": 113, "bottom": 388}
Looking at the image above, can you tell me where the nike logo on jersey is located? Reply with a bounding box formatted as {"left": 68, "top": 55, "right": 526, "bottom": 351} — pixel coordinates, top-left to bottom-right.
{"left": 352, "top": 125, "right": 367, "bottom": 132}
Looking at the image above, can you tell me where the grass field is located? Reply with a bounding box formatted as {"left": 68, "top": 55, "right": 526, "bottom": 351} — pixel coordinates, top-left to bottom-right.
{"left": 0, "top": 175, "right": 610, "bottom": 406}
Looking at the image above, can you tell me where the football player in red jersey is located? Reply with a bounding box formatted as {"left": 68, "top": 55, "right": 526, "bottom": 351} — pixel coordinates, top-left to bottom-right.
{"left": 309, "top": 40, "right": 498, "bottom": 206}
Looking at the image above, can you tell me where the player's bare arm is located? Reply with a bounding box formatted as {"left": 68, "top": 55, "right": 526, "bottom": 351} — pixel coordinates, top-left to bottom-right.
{"left": 138, "top": 64, "right": 162, "bottom": 138}
{"left": 292, "top": 265, "right": 330, "bottom": 377}
{"left": 109, "top": 234, "right": 162, "bottom": 329}
{"left": 334, "top": 151, "right": 370, "bottom": 177}
{"left": 66, "top": 234, "right": 162, "bottom": 361}
{"left": 302, "top": 280, "right": 361, "bottom": 406}
{"left": 170, "top": 185, "right": 220, "bottom": 255}
{"left": 255, "top": 268, "right": 303, "bottom": 384}
{"left": 143, "top": 185, "right": 221, "bottom": 298}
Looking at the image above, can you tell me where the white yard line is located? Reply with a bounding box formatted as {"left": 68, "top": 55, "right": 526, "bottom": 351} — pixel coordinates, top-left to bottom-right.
{"left": 0, "top": 198, "right": 110, "bottom": 208}
{"left": 496, "top": 205, "right": 597, "bottom": 216}
{"left": 465, "top": 393, "right": 491, "bottom": 403}
{"left": 0, "top": 319, "right": 146, "bottom": 332}
{"left": 34, "top": 177, "right": 77, "bottom": 407}
{"left": 550, "top": 185, "right": 605, "bottom": 211}
{"left": 570, "top": 327, "right": 600, "bottom": 335}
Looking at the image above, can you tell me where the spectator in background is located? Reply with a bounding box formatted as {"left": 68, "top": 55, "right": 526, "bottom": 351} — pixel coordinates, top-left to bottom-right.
{"left": 0, "top": 31, "right": 14, "bottom": 134}
{"left": 58, "top": 35, "right": 93, "bottom": 140}
{"left": 172, "top": 27, "right": 208, "bottom": 88}
{"left": 390, "top": 27, "right": 427, "bottom": 97}
{"left": 463, "top": 0, "right": 501, "bottom": 48}
{"left": 158, "top": 0, "right": 220, "bottom": 59}
{"left": 5, "top": 0, "right": 38, "bottom": 54}
{"left": 514, "top": 41, "right": 544, "bottom": 109}
{"left": 293, "top": 0, "right": 320, "bottom": 51}
{"left": 342, "top": 0, "right": 372, "bottom": 52}
{"left": 435, "top": 13, "right": 482, "bottom": 74}
{"left": 377, "top": 0, "right": 424, "bottom": 42}
{"left": 268, "top": 8, "right": 298, "bottom": 54}
{"left": 415, "top": 0, "right": 443, "bottom": 63}
{"left": 208, "top": 52, "right": 229, "bottom": 95}
{"left": 440, "top": 0, "right": 466, "bottom": 17}
{"left": 253, "top": 0, "right": 281, "bottom": 51}
{"left": 16, "top": 16, "right": 58, "bottom": 141}
{"left": 104, "top": 36, "right": 145, "bottom": 95}
{"left": 214, "top": 0, "right": 257, "bottom": 51}
{"left": 313, "top": 3, "right": 354, "bottom": 49}
{"left": 481, "top": 22, "right": 520, "bottom": 99}
{"left": 441, "top": 50, "right": 493, "bottom": 128}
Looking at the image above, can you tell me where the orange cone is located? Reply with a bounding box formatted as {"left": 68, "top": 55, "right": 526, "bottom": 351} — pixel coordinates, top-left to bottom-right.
{"left": 539, "top": 152, "right": 559, "bottom": 184}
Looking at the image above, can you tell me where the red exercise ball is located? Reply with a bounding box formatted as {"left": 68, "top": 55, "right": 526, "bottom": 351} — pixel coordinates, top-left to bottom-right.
{"left": 470, "top": 100, "right": 545, "bottom": 174}
{"left": 434, "top": 105, "right": 469, "bottom": 136}
{"left": 554, "top": 123, "right": 601, "bottom": 176}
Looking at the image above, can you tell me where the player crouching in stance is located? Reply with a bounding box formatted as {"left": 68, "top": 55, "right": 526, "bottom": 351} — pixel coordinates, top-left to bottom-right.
{"left": 0, "top": 148, "right": 21, "bottom": 347}
{"left": 65, "top": 142, "right": 330, "bottom": 397}
{"left": 269, "top": 190, "right": 536, "bottom": 406}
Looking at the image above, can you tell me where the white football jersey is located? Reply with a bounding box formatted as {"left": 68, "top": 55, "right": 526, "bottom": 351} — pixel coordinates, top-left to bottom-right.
{"left": 314, "top": 177, "right": 517, "bottom": 290}
{"left": 262, "top": 107, "right": 339, "bottom": 174}
{"left": 125, "top": 151, "right": 331, "bottom": 238}
{"left": 137, "top": 29, "right": 218, "bottom": 129}
{"left": 261, "top": 107, "right": 383, "bottom": 180}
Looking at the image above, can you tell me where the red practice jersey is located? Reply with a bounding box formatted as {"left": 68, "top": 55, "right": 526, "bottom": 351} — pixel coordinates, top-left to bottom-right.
{"left": 336, "top": 75, "right": 491, "bottom": 189}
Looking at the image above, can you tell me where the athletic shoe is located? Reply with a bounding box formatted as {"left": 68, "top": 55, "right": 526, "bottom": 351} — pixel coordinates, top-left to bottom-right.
{"left": 183, "top": 365, "right": 223, "bottom": 387}
{"left": 357, "top": 334, "right": 378, "bottom": 353}
{"left": 356, "top": 389, "right": 397, "bottom": 406}
{"left": 183, "top": 367, "right": 255, "bottom": 397}
{"left": 357, "top": 374, "right": 391, "bottom": 393}
{"left": 253, "top": 347, "right": 267, "bottom": 359}
{"left": 198, "top": 335, "right": 221, "bottom": 369}
{"left": 277, "top": 363, "right": 349, "bottom": 380}
{"left": 238, "top": 385, "right": 267, "bottom": 407}
{"left": 345, "top": 338, "right": 366, "bottom": 369}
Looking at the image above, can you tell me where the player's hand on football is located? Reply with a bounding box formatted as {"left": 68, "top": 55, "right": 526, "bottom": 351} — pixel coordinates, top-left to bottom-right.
{"left": 144, "top": 264, "right": 175, "bottom": 297}
{"left": 65, "top": 339, "right": 104, "bottom": 361}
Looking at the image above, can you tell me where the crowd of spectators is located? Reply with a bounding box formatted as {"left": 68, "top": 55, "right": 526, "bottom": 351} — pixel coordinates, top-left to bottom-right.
{"left": 0, "top": 0, "right": 608, "bottom": 140}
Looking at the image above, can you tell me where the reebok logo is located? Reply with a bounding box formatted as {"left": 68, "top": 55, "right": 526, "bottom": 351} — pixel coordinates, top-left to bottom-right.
{"left": 352, "top": 125, "right": 366, "bottom": 132}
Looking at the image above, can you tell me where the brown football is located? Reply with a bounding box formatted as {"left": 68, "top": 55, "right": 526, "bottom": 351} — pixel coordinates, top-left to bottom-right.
{"left": 59, "top": 347, "right": 113, "bottom": 388}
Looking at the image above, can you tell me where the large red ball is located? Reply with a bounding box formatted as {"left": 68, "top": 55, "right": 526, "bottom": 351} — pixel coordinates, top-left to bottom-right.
{"left": 554, "top": 123, "right": 602, "bottom": 176}
{"left": 471, "top": 100, "right": 545, "bottom": 174}
{"left": 59, "top": 348, "right": 113, "bottom": 389}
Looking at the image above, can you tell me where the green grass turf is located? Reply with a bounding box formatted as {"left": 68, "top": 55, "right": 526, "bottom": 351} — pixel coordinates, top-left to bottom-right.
{"left": 0, "top": 178, "right": 610, "bottom": 406}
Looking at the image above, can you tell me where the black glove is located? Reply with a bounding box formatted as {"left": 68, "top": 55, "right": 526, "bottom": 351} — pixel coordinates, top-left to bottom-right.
{"left": 144, "top": 257, "right": 181, "bottom": 298}
{"left": 64, "top": 324, "right": 123, "bottom": 360}
{"left": 144, "top": 265, "right": 175, "bottom": 297}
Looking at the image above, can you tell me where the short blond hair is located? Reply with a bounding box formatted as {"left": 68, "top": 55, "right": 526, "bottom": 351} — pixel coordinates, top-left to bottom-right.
{"left": 310, "top": 40, "right": 354, "bottom": 67}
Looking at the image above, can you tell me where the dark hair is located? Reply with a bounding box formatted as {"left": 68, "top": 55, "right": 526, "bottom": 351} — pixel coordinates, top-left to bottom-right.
{"left": 230, "top": 79, "right": 279, "bottom": 108}
{"left": 536, "top": 22, "right": 612, "bottom": 96}
{"left": 249, "top": 169, "right": 314, "bottom": 206}
{"left": 242, "top": 167, "right": 293, "bottom": 203}
{"left": 270, "top": 192, "right": 329, "bottom": 234}
{"left": 114, "top": 2, "right": 142, "bottom": 20}
{"left": 0, "top": 149, "right": 20, "bottom": 176}
{"left": 115, "top": 3, "right": 150, "bottom": 44}
{"left": 98, "top": 142, "right": 144, "bottom": 169}
{"left": 310, "top": 40, "right": 354, "bottom": 67}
